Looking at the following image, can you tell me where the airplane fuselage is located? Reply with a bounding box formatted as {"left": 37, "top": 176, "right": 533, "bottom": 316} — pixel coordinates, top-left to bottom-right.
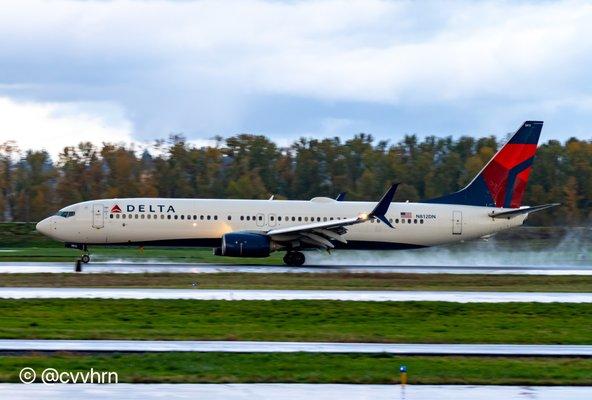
{"left": 36, "top": 197, "right": 525, "bottom": 250}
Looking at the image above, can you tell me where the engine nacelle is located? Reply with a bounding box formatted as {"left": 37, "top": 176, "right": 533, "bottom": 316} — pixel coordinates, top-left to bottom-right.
{"left": 219, "top": 232, "right": 271, "bottom": 257}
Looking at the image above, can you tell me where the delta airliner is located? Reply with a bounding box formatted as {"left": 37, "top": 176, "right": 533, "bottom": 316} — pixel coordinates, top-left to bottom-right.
{"left": 36, "top": 121, "right": 557, "bottom": 266}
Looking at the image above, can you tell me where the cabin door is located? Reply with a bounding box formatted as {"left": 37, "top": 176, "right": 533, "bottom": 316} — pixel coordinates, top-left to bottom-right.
{"left": 92, "top": 204, "right": 104, "bottom": 229}
{"left": 452, "top": 210, "right": 462, "bottom": 235}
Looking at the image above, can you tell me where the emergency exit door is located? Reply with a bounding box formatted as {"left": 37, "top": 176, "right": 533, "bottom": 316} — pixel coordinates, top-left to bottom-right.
{"left": 452, "top": 210, "right": 462, "bottom": 235}
{"left": 92, "top": 204, "right": 104, "bottom": 229}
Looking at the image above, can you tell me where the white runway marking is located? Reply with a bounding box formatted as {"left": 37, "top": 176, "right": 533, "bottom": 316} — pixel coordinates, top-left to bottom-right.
{"left": 1, "top": 261, "right": 592, "bottom": 275}
{"left": 1, "top": 340, "right": 591, "bottom": 356}
{"left": 0, "top": 384, "right": 590, "bottom": 400}
{"left": 0, "top": 287, "right": 591, "bottom": 302}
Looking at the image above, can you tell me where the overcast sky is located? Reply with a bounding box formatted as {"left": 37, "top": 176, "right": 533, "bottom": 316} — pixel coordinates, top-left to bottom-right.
{"left": 1, "top": 0, "right": 591, "bottom": 157}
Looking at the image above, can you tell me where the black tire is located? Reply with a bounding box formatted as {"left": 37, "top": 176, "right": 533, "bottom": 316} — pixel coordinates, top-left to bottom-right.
{"left": 293, "top": 251, "right": 305, "bottom": 266}
{"left": 283, "top": 251, "right": 305, "bottom": 267}
{"left": 81, "top": 254, "right": 91, "bottom": 264}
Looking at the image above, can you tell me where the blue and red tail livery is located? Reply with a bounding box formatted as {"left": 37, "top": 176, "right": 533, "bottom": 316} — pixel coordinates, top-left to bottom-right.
{"left": 427, "top": 121, "right": 543, "bottom": 208}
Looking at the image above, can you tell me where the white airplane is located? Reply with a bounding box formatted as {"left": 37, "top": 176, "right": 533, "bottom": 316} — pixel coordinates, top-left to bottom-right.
{"left": 36, "top": 121, "right": 558, "bottom": 266}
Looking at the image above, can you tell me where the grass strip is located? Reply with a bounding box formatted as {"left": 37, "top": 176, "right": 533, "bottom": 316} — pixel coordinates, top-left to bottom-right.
{"left": 0, "top": 247, "right": 283, "bottom": 264}
{"left": 2, "top": 272, "right": 592, "bottom": 292}
{"left": 1, "top": 299, "right": 590, "bottom": 344}
{"left": 1, "top": 352, "right": 592, "bottom": 385}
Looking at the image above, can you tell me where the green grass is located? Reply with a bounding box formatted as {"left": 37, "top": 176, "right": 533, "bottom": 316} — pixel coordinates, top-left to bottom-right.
{"left": 1, "top": 353, "right": 591, "bottom": 385}
{"left": 1, "top": 300, "right": 591, "bottom": 344}
{"left": 2, "top": 272, "right": 592, "bottom": 292}
{"left": 0, "top": 247, "right": 283, "bottom": 264}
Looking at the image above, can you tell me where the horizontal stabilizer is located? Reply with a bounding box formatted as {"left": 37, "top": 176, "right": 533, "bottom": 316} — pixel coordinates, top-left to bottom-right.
{"left": 489, "top": 203, "right": 560, "bottom": 219}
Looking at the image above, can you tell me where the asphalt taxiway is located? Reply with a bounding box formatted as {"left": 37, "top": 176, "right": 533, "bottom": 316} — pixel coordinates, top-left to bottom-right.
{"left": 0, "top": 287, "right": 590, "bottom": 302}
{"left": 1, "top": 384, "right": 590, "bottom": 400}
{"left": 1, "top": 261, "right": 591, "bottom": 275}
{"left": 1, "top": 340, "right": 591, "bottom": 356}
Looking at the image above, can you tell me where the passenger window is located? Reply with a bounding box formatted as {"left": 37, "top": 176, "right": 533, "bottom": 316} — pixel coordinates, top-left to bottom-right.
{"left": 247, "top": 216, "right": 251, "bottom": 221}
{"left": 200, "top": 215, "right": 204, "bottom": 220}
{"left": 270, "top": 216, "right": 274, "bottom": 221}
{"left": 291, "top": 217, "right": 295, "bottom": 221}
{"left": 408, "top": 219, "right": 411, "bottom": 224}
{"left": 161, "top": 215, "right": 165, "bottom": 219}
{"left": 228, "top": 216, "right": 232, "bottom": 221}
{"left": 214, "top": 216, "right": 218, "bottom": 220}
{"left": 207, "top": 215, "right": 211, "bottom": 220}
{"left": 110, "top": 214, "right": 114, "bottom": 219}
{"left": 420, "top": 219, "right": 424, "bottom": 224}
{"left": 116, "top": 214, "right": 120, "bottom": 219}
{"left": 141, "top": 214, "right": 145, "bottom": 219}
{"left": 240, "top": 216, "right": 244, "bottom": 221}
{"left": 181, "top": 215, "right": 185, "bottom": 220}
{"left": 414, "top": 219, "right": 417, "bottom": 224}
{"left": 395, "top": 219, "right": 399, "bottom": 223}
{"left": 278, "top": 216, "right": 282, "bottom": 221}
{"left": 122, "top": 214, "right": 127, "bottom": 219}
{"left": 135, "top": 214, "right": 139, "bottom": 219}
{"left": 317, "top": 217, "right": 321, "bottom": 222}
{"left": 167, "top": 215, "right": 171, "bottom": 220}
{"left": 174, "top": 215, "right": 178, "bottom": 220}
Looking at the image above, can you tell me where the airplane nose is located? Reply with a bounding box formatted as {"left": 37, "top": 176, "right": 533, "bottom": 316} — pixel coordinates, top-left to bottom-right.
{"left": 36, "top": 218, "right": 51, "bottom": 236}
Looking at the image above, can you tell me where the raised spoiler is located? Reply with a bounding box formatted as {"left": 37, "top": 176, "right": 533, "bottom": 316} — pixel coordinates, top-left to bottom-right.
{"left": 489, "top": 203, "right": 560, "bottom": 219}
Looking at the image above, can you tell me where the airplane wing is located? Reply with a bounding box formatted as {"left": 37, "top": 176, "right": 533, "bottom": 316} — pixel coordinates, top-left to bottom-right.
{"left": 266, "top": 183, "right": 398, "bottom": 250}
{"left": 488, "top": 203, "right": 560, "bottom": 219}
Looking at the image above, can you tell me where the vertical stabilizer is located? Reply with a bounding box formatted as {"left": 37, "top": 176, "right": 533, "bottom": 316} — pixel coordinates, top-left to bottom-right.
{"left": 426, "top": 121, "right": 543, "bottom": 208}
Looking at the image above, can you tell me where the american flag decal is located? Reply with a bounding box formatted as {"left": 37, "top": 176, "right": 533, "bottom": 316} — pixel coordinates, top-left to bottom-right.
{"left": 400, "top": 212, "right": 412, "bottom": 218}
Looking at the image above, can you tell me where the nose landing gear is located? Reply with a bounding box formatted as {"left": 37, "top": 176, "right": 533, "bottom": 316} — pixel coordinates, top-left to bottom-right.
{"left": 283, "top": 251, "right": 305, "bottom": 266}
{"left": 81, "top": 254, "right": 91, "bottom": 264}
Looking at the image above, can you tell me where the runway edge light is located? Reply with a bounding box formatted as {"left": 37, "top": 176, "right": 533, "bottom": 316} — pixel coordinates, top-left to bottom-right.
{"left": 399, "top": 365, "right": 408, "bottom": 385}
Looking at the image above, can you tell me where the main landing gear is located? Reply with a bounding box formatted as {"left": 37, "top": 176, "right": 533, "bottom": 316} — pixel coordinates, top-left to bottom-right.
{"left": 283, "top": 251, "right": 305, "bottom": 267}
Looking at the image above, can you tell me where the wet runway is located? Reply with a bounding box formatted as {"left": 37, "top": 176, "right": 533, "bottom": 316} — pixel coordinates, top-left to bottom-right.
{"left": 1, "top": 384, "right": 590, "bottom": 400}
{"left": 1, "top": 339, "right": 591, "bottom": 356}
{"left": 1, "top": 287, "right": 591, "bottom": 302}
{"left": 1, "top": 261, "right": 591, "bottom": 275}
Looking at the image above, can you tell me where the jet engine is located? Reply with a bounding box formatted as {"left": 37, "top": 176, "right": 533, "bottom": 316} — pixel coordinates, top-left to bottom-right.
{"left": 216, "top": 232, "right": 272, "bottom": 257}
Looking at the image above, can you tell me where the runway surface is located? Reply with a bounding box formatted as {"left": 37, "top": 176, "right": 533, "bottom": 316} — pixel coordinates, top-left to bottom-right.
{"left": 0, "top": 287, "right": 590, "bottom": 302}
{"left": 1, "top": 384, "right": 590, "bottom": 400}
{"left": 1, "top": 261, "right": 592, "bottom": 275}
{"left": 2, "top": 339, "right": 591, "bottom": 356}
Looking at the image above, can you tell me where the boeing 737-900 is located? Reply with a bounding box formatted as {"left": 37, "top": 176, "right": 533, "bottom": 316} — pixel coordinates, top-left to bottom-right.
{"left": 36, "top": 121, "right": 558, "bottom": 266}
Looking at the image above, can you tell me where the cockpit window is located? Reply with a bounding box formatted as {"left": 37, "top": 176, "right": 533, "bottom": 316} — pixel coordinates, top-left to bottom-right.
{"left": 56, "top": 211, "right": 75, "bottom": 218}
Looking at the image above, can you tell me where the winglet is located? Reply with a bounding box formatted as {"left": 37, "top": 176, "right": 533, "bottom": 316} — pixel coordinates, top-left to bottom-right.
{"left": 335, "top": 192, "right": 347, "bottom": 201}
{"left": 369, "top": 183, "right": 398, "bottom": 228}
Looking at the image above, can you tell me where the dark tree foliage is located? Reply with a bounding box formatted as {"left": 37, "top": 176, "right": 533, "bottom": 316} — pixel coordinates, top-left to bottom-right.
{"left": 0, "top": 133, "right": 589, "bottom": 225}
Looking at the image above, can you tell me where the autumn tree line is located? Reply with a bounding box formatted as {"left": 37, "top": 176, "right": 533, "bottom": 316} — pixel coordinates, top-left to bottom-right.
{"left": 0, "top": 133, "right": 590, "bottom": 226}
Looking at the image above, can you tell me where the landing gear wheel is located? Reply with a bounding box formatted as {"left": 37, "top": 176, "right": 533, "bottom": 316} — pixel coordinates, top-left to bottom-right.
{"left": 283, "top": 251, "right": 305, "bottom": 267}
{"left": 81, "top": 254, "right": 91, "bottom": 264}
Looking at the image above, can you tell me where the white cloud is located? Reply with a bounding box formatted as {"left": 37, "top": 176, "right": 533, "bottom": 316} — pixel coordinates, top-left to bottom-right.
{"left": 0, "top": 0, "right": 591, "bottom": 143}
{"left": 0, "top": 97, "right": 134, "bottom": 159}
